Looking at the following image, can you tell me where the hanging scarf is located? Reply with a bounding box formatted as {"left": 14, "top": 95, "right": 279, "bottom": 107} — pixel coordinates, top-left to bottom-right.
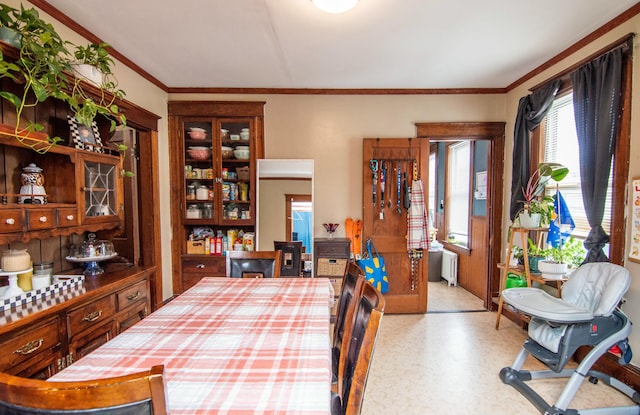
{"left": 407, "top": 179, "right": 429, "bottom": 250}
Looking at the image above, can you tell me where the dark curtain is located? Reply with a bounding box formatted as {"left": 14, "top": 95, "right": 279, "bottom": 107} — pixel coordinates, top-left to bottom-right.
{"left": 571, "top": 47, "right": 623, "bottom": 263}
{"left": 509, "top": 80, "right": 562, "bottom": 220}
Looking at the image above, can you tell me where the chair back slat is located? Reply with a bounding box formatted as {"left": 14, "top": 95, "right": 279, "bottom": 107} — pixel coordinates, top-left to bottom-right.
{"left": 337, "top": 280, "right": 385, "bottom": 415}
{"left": 273, "top": 241, "right": 303, "bottom": 277}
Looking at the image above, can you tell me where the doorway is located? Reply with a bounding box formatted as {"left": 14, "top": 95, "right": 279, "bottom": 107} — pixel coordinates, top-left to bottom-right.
{"left": 285, "top": 194, "right": 312, "bottom": 253}
{"left": 416, "top": 122, "right": 505, "bottom": 311}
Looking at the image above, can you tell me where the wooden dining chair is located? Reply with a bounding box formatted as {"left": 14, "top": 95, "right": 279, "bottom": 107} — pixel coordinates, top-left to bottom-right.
{"left": 332, "top": 280, "right": 386, "bottom": 415}
{"left": 332, "top": 261, "right": 366, "bottom": 384}
{"left": 273, "top": 240, "right": 303, "bottom": 277}
{"left": 226, "top": 250, "right": 282, "bottom": 278}
{"left": 0, "top": 365, "right": 168, "bottom": 414}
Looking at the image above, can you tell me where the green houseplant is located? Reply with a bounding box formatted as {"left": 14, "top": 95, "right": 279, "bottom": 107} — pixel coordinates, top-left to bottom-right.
{"left": 69, "top": 41, "right": 126, "bottom": 132}
{"left": 517, "top": 162, "right": 569, "bottom": 227}
{"left": 526, "top": 237, "right": 549, "bottom": 273}
{"left": 0, "top": 5, "right": 125, "bottom": 153}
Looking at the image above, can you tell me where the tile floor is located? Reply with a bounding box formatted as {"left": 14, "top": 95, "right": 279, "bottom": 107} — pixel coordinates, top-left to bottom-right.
{"left": 360, "top": 281, "right": 637, "bottom": 415}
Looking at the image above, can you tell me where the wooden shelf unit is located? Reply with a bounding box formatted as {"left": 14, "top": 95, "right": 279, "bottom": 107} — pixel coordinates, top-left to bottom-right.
{"left": 168, "top": 101, "right": 265, "bottom": 294}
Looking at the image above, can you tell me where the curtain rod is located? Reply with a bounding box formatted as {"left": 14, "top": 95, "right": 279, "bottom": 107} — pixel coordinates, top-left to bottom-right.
{"left": 530, "top": 33, "right": 635, "bottom": 93}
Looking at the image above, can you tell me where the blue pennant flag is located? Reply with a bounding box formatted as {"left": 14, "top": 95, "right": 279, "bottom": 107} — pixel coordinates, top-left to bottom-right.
{"left": 547, "top": 191, "right": 575, "bottom": 248}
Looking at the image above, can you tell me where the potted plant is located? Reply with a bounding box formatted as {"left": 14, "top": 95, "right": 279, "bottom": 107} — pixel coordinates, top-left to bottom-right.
{"left": 538, "top": 236, "right": 586, "bottom": 276}
{"left": 517, "top": 162, "right": 569, "bottom": 228}
{"left": 0, "top": 5, "right": 125, "bottom": 152}
{"left": 0, "top": 4, "right": 24, "bottom": 48}
{"left": 526, "top": 237, "right": 549, "bottom": 273}
{"left": 0, "top": 4, "right": 72, "bottom": 152}
{"left": 68, "top": 42, "right": 126, "bottom": 132}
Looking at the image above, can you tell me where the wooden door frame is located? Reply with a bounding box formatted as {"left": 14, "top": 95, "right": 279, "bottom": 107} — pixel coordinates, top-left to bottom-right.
{"left": 415, "top": 122, "right": 505, "bottom": 309}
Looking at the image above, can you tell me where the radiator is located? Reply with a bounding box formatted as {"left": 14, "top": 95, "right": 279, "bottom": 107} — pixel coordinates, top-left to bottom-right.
{"left": 441, "top": 249, "right": 458, "bottom": 287}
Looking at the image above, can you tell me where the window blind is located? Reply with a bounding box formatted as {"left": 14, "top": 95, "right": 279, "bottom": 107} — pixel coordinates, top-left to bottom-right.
{"left": 543, "top": 94, "right": 612, "bottom": 239}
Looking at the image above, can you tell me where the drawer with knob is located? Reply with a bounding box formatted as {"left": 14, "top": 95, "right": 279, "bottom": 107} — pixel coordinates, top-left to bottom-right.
{"left": 67, "top": 294, "right": 116, "bottom": 337}
{"left": 116, "top": 280, "right": 148, "bottom": 312}
{"left": 182, "top": 256, "right": 226, "bottom": 290}
{"left": 0, "top": 317, "right": 61, "bottom": 372}
{"left": 0, "top": 209, "right": 24, "bottom": 233}
{"left": 57, "top": 207, "right": 79, "bottom": 228}
{"left": 26, "top": 208, "right": 56, "bottom": 231}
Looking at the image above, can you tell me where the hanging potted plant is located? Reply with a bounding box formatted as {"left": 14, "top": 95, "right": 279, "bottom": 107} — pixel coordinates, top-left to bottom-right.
{"left": 0, "top": 4, "right": 24, "bottom": 48}
{"left": 517, "top": 162, "right": 569, "bottom": 228}
{"left": 0, "top": 4, "right": 72, "bottom": 152}
{"left": 0, "top": 5, "right": 125, "bottom": 153}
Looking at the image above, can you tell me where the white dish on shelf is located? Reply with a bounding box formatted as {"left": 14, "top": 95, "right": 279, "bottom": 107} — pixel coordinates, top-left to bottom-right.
{"left": 65, "top": 253, "right": 118, "bottom": 263}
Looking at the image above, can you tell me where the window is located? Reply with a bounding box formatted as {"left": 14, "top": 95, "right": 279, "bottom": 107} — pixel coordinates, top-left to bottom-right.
{"left": 428, "top": 150, "right": 436, "bottom": 226}
{"left": 446, "top": 141, "right": 470, "bottom": 247}
{"left": 542, "top": 93, "right": 613, "bottom": 240}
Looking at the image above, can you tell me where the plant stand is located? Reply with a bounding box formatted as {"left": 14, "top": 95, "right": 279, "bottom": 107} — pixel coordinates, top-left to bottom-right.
{"left": 496, "top": 226, "right": 563, "bottom": 329}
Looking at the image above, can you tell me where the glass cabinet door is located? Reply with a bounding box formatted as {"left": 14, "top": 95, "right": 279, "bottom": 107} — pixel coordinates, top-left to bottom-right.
{"left": 183, "top": 119, "right": 215, "bottom": 222}
{"left": 81, "top": 154, "right": 121, "bottom": 222}
{"left": 219, "top": 119, "right": 253, "bottom": 224}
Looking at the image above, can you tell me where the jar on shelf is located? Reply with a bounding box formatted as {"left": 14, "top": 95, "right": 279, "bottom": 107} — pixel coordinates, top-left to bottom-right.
{"left": 196, "top": 185, "right": 209, "bottom": 200}
{"left": 186, "top": 204, "right": 202, "bottom": 219}
{"left": 186, "top": 184, "right": 196, "bottom": 200}
{"left": 203, "top": 203, "right": 213, "bottom": 219}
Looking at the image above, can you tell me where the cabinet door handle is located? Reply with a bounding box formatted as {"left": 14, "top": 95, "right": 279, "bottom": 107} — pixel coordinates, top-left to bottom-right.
{"left": 66, "top": 214, "right": 74, "bottom": 220}
{"left": 14, "top": 338, "right": 44, "bottom": 355}
{"left": 126, "top": 291, "right": 140, "bottom": 301}
{"left": 83, "top": 310, "right": 103, "bottom": 322}
{"left": 5, "top": 218, "right": 15, "bottom": 225}
{"left": 39, "top": 216, "right": 47, "bottom": 223}
{"left": 196, "top": 263, "right": 205, "bottom": 269}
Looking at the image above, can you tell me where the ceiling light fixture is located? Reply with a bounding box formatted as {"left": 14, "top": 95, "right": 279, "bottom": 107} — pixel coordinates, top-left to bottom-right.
{"left": 311, "top": 0, "right": 359, "bottom": 14}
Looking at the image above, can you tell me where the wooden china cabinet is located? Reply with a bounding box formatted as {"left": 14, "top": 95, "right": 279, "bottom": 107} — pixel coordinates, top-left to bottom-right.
{"left": 0, "top": 41, "right": 161, "bottom": 379}
{"left": 168, "top": 101, "right": 265, "bottom": 293}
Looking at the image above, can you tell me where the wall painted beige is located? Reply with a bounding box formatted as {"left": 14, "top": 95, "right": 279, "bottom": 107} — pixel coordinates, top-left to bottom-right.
{"left": 169, "top": 93, "right": 506, "bottom": 240}
{"left": 257, "top": 179, "right": 312, "bottom": 250}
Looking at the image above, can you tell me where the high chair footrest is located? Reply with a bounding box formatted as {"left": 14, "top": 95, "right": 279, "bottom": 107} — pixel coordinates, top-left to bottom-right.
{"left": 524, "top": 339, "right": 562, "bottom": 370}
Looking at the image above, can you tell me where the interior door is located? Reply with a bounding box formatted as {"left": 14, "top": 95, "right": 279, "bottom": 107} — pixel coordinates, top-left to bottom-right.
{"left": 362, "top": 138, "right": 429, "bottom": 313}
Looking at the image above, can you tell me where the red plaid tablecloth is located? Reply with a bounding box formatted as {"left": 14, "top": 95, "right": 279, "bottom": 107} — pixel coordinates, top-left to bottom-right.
{"left": 51, "top": 277, "right": 334, "bottom": 415}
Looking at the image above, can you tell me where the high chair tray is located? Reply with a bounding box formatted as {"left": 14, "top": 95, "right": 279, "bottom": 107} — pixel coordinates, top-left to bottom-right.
{"left": 502, "top": 287, "right": 593, "bottom": 323}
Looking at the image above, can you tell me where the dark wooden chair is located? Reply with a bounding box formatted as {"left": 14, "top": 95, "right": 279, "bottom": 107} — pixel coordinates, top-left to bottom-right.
{"left": 332, "top": 261, "right": 365, "bottom": 384}
{"left": 332, "top": 280, "right": 385, "bottom": 415}
{"left": 273, "top": 240, "right": 303, "bottom": 277}
{"left": 226, "top": 250, "right": 282, "bottom": 278}
{"left": 0, "top": 365, "right": 168, "bottom": 414}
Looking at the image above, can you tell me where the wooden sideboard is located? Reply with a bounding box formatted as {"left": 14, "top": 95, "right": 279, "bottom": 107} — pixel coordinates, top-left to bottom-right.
{"left": 0, "top": 265, "right": 153, "bottom": 379}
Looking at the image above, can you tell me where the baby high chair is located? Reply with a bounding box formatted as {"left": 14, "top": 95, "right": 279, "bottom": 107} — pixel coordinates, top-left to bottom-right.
{"left": 499, "top": 262, "right": 639, "bottom": 415}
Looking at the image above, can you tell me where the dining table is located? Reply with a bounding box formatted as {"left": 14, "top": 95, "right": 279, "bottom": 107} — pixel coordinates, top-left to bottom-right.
{"left": 50, "top": 277, "right": 334, "bottom": 415}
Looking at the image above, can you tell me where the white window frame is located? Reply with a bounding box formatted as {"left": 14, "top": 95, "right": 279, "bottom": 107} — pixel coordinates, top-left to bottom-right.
{"left": 446, "top": 141, "right": 471, "bottom": 247}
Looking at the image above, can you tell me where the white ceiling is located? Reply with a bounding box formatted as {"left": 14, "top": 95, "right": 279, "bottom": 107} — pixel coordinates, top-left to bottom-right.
{"left": 45, "top": 0, "right": 638, "bottom": 90}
